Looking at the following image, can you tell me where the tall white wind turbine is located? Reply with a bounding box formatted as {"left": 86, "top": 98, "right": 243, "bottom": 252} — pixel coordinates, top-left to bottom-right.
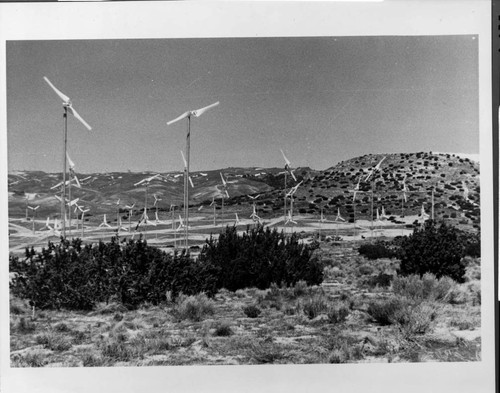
{"left": 44, "top": 76, "right": 92, "bottom": 238}
{"left": 167, "top": 101, "right": 220, "bottom": 249}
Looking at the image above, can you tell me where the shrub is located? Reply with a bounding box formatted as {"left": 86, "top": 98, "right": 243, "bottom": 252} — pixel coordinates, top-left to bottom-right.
{"left": 292, "top": 280, "right": 309, "bottom": 297}
{"left": 327, "top": 302, "right": 350, "bottom": 324}
{"left": 35, "top": 332, "right": 72, "bottom": 352}
{"left": 9, "top": 237, "right": 219, "bottom": 310}
{"left": 302, "top": 293, "right": 328, "bottom": 319}
{"left": 397, "top": 221, "right": 468, "bottom": 282}
{"left": 198, "top": 225, "right": 323, "bottom": 292}
{"left": 392, "top": 273, "right": 453, "bottom": 302}
{"left": 174, "top": 293, "right": 214, "bottom": 322}
{"left": 243, "top": 305, "right": 262, "bottom": 318}
{"left": 358, "top": 264, "right": 374, "bottom": 275}
{"left": 214, "top": 322, "right": 234, "bottom": 337}
{"left": 367, "top": 297, "right": 409, "bottom": 326}
{"left": 393, "top": 302, "right": 437, "bottom": 338}
{"left": 358, "top": 241, "right": 396, "bottom": 260}
{"left": 13, "top": 317, "right": 36, "bottom": 334}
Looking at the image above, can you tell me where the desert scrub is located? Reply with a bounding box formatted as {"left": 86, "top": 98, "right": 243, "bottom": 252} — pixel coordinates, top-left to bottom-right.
{"left": 35, "top": 332, "right": 72, "bottom": 352}
{"left": 358, "top": 241, "right": 396, "bottom": 260}
{"left": 174, "top": 293, "right": 214, "bottom": 322}
{"left": 392, "top": 273, "right": 454, "bottom": 302}
{"left": 301, "top": 293, "right": 329, "bottom": 319}
{"left": 11, "top": 351, "right": 47, "bottom": 367}
{"left": 213, "top": 322, "right": 234, "bottom": 337}
{"left": 392, "top": 302, "right": 438, "bottom": 338}
{"left": 12, "top": 317, "right": 36, "bottom": 334}
{"left": 367, "top": 297, "right": 410, "bottom": 326}
{"left": 242, "top": 304, "right": 261, "bottom": 318}
{"left": 325, "top": 335, "right": 364, "bottom": 363}
{"left": 358, "top": 264, "right": 374, "bottom": 275}
{"left": 327, "top": 302, "right": 350, "bottom": 324}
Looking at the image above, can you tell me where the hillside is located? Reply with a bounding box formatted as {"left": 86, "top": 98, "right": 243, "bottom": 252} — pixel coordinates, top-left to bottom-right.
{"left": 8, "top": 152, "right": 480, "bottom": 229}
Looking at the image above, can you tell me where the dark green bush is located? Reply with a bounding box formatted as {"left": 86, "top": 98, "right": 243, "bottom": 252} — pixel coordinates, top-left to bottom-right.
{"left": 9, "top": 237, "right": 217, "bottom": 310}
{"left": 10, "top": 226, "right": 323, "bottom": 311}
{"left": 243, "top": 305, "right": 262, "bottom": 318}
{"left": 358, "top": 241, "right": 396, "bottom": 260}
{"left": 198, "top": 225, "right": 323, "bottom": 292}
{"left": 397, "top": 221, "right": 469, "bottom": 282}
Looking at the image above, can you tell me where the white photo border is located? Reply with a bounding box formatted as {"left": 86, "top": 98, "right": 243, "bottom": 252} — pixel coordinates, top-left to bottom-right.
{"left": 0, "top": 1, "right": 495, "bottom": 393}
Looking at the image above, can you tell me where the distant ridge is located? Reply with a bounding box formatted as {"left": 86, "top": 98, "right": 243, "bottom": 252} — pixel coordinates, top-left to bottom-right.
{"left": 8, "top": 151, "right": 480, "bottom": 229}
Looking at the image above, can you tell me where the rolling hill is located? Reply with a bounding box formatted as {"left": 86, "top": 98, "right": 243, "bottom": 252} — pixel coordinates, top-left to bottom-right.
{"left": 8, "top": 151, "right": 480, "bottom": 230}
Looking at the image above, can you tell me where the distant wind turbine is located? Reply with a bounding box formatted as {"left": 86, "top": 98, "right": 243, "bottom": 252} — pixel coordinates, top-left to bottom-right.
{"left": 28, "top": 205, "right": 40, "bottom": 234}
{"left": 279, "top": 149, "right": 298, "bottom": 224}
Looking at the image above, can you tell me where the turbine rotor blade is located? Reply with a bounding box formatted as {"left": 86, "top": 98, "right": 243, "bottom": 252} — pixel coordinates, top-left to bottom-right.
{"left": 220, "top": 172, "right": 226, "bottom": 185}
{"left": 66, "top": 152, "right": 76, "bottom": 169}
{"left": 167, "top": 111, "right": 190, "bottom": 126}
{"left": 180, "top": 150, "right": 188, "bottom": 168}
{"left": 67, "top": 106, "right": 92, "bottom": 131}
{"left": 280, "top": 149, "right": 291, "bottom": 166}
{"left": 43, "top": 76, "right": 71, "bottom": 103}
{"left": 189, "top": 177, "right": 194, "bottom": 188}
{"left": 192, "top": 101, "right": 219, "bottom": 117}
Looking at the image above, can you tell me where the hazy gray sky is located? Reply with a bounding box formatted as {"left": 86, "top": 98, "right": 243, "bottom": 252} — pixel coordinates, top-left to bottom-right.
{"left": 7, "top": 35, "right": 478, "bottom": 173}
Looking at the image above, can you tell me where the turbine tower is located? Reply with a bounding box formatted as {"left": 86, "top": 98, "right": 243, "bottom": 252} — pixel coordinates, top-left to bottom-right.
{"left": 44, "top": 76, "right": 92, "bottom": 238}
{"left": 167, "top": 101, "right": 219, "bottom": 249}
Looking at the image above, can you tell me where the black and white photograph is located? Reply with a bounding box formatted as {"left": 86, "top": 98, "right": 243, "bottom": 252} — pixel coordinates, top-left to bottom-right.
{"left": 0, "top": 1, "right": 495, "bottom": 393}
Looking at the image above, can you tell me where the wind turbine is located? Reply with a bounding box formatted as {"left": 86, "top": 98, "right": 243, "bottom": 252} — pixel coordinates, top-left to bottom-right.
{"left": 380, "top": 206, "right": 389, "bottom": 220}
{"left": 54, "top": 194, "right": 79, "bottom": 230}
{"left": 44, "top": 217, "right": 61, "bottom": 237}
{"left": 280, "top": 149, "right": 297, "bottom": 181}
{"left": 419, "top": 204, "right": 430, "bottom": 224}
{"left": 167, "top": 101, "right": 220, "bottom": 249}
{"left": 218, "top": 172, "right": 232, "bottom": 227}
{"left": 66, "top": 152, "right": 82, "bottom": 236}
{"left": 75, "top": 205, "right": 90, "bottom": 238}
{"left": 25, "top": 196, "right": 29, "bottom": 221}
{"left": 279, "top": 149, "right": 298, "bottom": 224}
{"left": 249, "top": 195, "right": 261, "bottom": 225}
{"left": 234, "top": 213, "right": 241, "bottom": 226}
{"left": 99, "top": 214, "right": 112, "bottom": 229}
{"left": 28, "top": 205, "right": 40, "bottom": 234}
{"left": 317, "top": 206, "right": 334, "bottom": 239}
{"left": 176, "top": 214, "right": 186, "bottom": 232}
{"left": 285, "top": 210, "right": 297, "bottom": 226}
{"left": 134, "top": 173, "right": 161, "bottom": 237}
{"left": 113, "top": 199, "right": 122, "bottom": 230}
{"left": 364, "top": 156, "right": 386, "bottom": 236}
{"left": 334, "top": 207, "right": 346, "bottom": 239}
{"left": 400, "top": 174, "right": 408, "bottom": 217}
{"left": 284, "top": 181, "right": 301, "bottom": 231}
{"left": 44, "top": 76, "right": 92, "bottom": 238}
{"left": 153, "top": 194, "right": 162, "bottom": 221}
{"left": 210, "top": 198, "right": 217, "bottom": 227}
{"left": 250, "top": 203, "right": 261, "bottom": 224}
{"left": 125, "top": 203, "right": 136, "bottom": 232}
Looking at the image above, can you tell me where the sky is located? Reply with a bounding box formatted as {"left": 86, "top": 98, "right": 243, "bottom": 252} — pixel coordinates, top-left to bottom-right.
{"left": 6, "top": 35, "right": 479, "bottom": 173}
